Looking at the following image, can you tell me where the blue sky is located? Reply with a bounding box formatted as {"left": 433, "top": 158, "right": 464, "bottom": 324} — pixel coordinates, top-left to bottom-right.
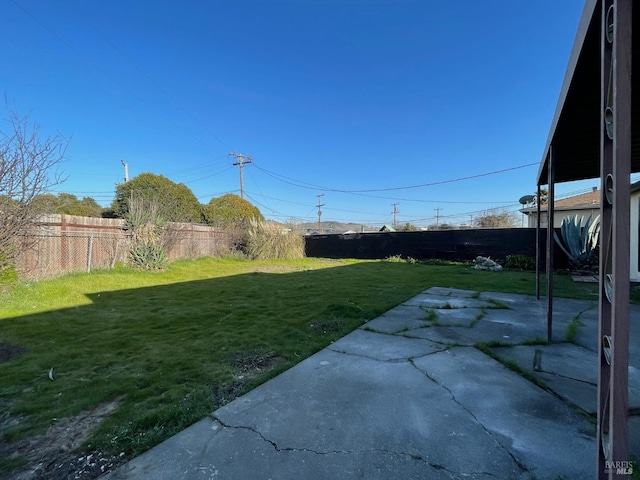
{"left": 2, "top": 0, "right": 600, "bottom": 227}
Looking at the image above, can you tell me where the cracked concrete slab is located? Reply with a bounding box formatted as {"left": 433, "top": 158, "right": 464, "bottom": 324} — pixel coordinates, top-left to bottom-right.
{"left": 212, "top": 348, "right": 523, "bottom": 478}
{"left": 424, "top": 287, "right": 480, "bottom": 298}
{"left": 490, "top": 343, "right": 640, "bottom": 414}
{"left": 107, "top": 416, "right": 494, "bottom": 480}
{"left": 426, "top": 307, "right": 485, "bottom": 327}
{"left": 412, "top": 347, "right": 596, "bottom": 480}
{"left": 405, "top": 294, "right": 492, "bottom": 310}
{"left": 328, "top": 328, "right": 444, "bottom": 361}
{"left": 402, "top": 322, "right": 541, "bottom": 347}
{"left": 363, "top": 304, "right": 431, "bottom": 333}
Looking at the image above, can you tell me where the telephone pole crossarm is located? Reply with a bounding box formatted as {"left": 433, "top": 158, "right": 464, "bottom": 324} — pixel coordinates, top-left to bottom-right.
{"left": 229, "top": 152, "right": 253, "bottom": 199}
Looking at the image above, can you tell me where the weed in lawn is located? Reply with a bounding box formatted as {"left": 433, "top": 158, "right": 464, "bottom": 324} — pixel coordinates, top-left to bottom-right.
{"left": 565, "top": 316, "right": 583, "bottom": 343}
{"left": 470, "top": 311, "right": 485, "bottom": 326}
{"left": 520, "top": 338, "right": 551, "bottom": 346}
{"left": 424, "top": 309, "right": 438, "bottom": 322}
{"left": 484, "top": 298, "right": 510, "bottom": 309}
{"left": 0, "top": 455, "right": 28, "bottom": 475}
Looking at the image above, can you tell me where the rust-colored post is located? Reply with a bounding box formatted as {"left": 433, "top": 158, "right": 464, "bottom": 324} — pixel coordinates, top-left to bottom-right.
{"left": 536, "top": 184, "right": 541, "bottom": 300}
{"left": 597, "top": 0, "right": 631, "bottom": 477}
{"left": 546, "top": 147, "right": 555, "bottom": 342}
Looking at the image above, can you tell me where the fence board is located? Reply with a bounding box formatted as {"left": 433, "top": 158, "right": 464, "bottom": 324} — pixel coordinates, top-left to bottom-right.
{"left": 14, "top": 215, "right": 231, "bottom": 280}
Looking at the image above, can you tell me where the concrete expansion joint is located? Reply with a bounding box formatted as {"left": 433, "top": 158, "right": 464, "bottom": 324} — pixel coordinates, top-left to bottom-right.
{"left": 326, "top": 346, "right": 409, "bottom": 363}
{"left": 359, "top": 327, "right": 403, "bottom": 336}
{"left": 407, "top": 360, "right": 529, "bottom": 475}
{"left": 537, "top": 369, "right": 596, "bottom": 386}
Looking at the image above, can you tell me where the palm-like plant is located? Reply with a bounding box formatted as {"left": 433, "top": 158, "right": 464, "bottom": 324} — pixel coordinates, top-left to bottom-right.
{"left": 553, "top": 214, "right": 600, "bottom": 270}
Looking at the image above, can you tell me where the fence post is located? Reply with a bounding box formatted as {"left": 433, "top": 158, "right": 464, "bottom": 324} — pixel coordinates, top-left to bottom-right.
{"left": 60, "top": 214, "right": 67, "bottom": 271}
{"left": 87, "top": 233, "right": 93, "bottom": 272}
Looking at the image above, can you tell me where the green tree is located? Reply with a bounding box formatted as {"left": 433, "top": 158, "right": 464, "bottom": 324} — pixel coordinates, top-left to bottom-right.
{"left": 30, "top": 193, "right": 60, "bottom": 214}
{"left": 66, "top": 196, "right": 102, "bottom": 217}
{"left": 111, "top": 173, "right": 202, "bottom": 223}
{"left": 30, "top": 193, "right": 103, "bottom": 217}
{"left": 203, "top": 193, "right": 264, "bottom": 228}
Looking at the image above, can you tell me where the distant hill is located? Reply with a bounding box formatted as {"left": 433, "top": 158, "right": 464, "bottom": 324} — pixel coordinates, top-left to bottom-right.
{"left": 298, "top": 221, "right": 375, "bottom": 234}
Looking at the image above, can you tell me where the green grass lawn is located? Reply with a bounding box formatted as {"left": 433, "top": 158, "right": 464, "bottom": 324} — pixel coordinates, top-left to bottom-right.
{"left": 0, "top": 257, "right": 598, "bottom": 472}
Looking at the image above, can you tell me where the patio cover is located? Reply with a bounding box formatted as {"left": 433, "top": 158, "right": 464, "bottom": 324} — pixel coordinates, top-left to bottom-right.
{"left": 537, "top": 0, "right": 640, "bottom": 185}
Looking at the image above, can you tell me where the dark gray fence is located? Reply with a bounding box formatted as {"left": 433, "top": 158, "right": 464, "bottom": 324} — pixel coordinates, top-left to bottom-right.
{"left": 305, "top": 228, "right": 569, "bottom": 267}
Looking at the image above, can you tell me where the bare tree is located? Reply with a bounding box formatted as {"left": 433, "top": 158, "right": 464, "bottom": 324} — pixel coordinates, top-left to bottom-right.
{"left": 0, "top": 107, "right": 68, "bottom": 274}
{"left": 476, "top": 209, "right": 518, "bottom": 228}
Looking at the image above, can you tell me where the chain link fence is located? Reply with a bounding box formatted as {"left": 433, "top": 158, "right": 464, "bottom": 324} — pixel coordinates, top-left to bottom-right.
{"left": 14, "top": 215, "right": 232, "bottom": 280}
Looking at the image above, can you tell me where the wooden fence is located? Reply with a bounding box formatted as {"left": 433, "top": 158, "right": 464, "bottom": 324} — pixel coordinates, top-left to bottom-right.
{"left": 14, "top": 214, "right": 232, "bottom": 280}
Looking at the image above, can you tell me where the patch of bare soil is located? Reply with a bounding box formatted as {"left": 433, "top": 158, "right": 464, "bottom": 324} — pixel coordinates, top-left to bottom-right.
{"left": 1, "top": 400, "right": 124, "bottom": 480}
{"left": 231, "top": 350, "right": 287, "bottom": 382}
{"left": 0, "top": 342, "right": 28, "bottom": 363}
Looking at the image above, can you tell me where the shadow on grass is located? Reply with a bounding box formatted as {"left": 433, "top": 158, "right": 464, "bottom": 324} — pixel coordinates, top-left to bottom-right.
{"left": 0, "top": 261, "right": 443, "bottom": 466}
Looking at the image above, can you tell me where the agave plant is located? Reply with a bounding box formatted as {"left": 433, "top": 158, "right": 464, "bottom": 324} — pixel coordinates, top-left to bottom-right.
{"left": 553, "top": 214, "right": 600, "bottom": 270}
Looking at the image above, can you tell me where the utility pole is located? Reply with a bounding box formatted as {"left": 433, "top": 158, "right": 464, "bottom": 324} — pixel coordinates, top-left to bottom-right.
{"left": 316, "top": 194, "right": 325, "bottom": 233}
{"left": 435, "top": 207, "right": 442, "bottom": 229}
{"left": 120, "top": 160, "right": 129, "bottom": 183}
{"left": 229, "top": 152, "right": 252, "bottom": 199}
{"left": 392, "top": 203, "right": 399, "bottom": 228}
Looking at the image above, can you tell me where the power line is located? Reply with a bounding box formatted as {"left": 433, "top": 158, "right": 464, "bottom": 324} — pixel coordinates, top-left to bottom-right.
{"left": 253, "top": 161, "right": 537, "bottom": 195}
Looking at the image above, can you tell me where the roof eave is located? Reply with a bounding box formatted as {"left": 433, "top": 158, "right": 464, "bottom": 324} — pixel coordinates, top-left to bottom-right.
{"left": 537, "top": 0, "right": 600, "bottom": 186}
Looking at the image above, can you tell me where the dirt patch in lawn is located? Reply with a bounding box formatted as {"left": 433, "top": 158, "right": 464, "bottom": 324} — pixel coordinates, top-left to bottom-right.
{"left": 0, "top": 342, "right": 28, "bottom": 363}
{"left": 1, "top": 399, "right": 124, "bottom": 480}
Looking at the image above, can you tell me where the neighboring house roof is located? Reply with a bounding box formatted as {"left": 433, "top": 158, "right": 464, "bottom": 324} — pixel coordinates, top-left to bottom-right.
{"left": 521, "top": 188, "right": 600, "bottom": 214}
{"left": 523, "top": 182, "right": 640, "bottom": 215}
{"left": 379, "top": 225, "right": 396, "bottom": 232}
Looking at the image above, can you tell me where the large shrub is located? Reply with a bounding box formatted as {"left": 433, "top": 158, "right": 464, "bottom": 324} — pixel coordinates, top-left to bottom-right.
{"left": 203, "top": 194, "right": 263, "bottom": 228}
{"left": 112, "top": 173, "right": 202, "bottom": 223}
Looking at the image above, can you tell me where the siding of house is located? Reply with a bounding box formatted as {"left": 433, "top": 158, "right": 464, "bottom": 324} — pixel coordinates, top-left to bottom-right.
{"left": 523, "top": 187, "right": 600, "bottom": 228}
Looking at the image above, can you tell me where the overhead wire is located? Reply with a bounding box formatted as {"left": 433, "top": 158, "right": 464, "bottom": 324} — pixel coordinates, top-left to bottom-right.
{"left": 253, "top": 161, "right": 538, "bottom": 194}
